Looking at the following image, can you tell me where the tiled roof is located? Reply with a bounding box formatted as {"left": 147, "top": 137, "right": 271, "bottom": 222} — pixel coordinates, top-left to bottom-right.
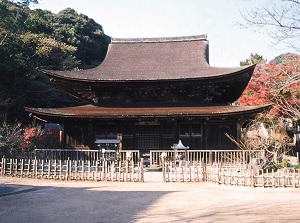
{"left": 43, "top": 35, "right": 254, "bottom": 82}
{"left": 25, "top": 104, "right": 271, "bottom": 120}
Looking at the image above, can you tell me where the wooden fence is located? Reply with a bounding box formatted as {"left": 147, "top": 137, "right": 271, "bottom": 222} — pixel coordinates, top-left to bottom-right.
{"left": 0, "top": 157, "right": 144, "bottom": 182}
{"left": 163, "top": 161, "right": 300, "bottom": 188}
{"left": 1, "top": 149, "right": 140, "bottom": 163}
{"left": 151, "top": 150, "right": 263, "bottom": 167}
{"left": 35, "top": 149, "right": 141, "bottom": 163}
{"left": 0, "top": 149, "right": 266, "bottom": 168}
{"left": 162, "top": 161, "right": 205, "bottom": 182}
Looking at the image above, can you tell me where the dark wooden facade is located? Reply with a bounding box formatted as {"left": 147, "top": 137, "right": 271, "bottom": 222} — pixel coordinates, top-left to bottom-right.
{"left": 26, "top": 35, "right": 269, "bottom": 154}
{"left": 26, "top": 104, "right": 269, "bottom": 155}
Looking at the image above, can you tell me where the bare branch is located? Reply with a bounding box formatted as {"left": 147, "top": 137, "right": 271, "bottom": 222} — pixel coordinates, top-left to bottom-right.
{"left": 240, "top": 1, "right": 300, "bottom": 50}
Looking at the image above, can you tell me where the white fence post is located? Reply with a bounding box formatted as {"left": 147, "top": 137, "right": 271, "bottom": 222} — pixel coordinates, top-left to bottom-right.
{"left": 1, "top": 156, "right": 5, "bottom": 176}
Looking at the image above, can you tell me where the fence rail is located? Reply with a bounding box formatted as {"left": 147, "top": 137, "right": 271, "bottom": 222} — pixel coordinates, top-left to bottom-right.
{"left": 0, "top": 157, "right": 144, "bottom": 182}
{"left": 163, "top": 161, "right": 300, "bottom": 188}
{"left": 1, "top": 149, "right": 140, "bottom": 163}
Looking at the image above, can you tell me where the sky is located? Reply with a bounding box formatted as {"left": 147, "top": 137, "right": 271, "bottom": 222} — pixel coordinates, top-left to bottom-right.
{"left": 33, "top": 0, "right": 295, "bottom": 67}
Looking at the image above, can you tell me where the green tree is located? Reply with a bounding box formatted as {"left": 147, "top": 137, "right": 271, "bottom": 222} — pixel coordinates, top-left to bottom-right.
{"left": 1, "top": 0, "right": 39, "bottom": 7}
{"left": 18, "top": 0, "right": 38, "bottom": 7}
{"left": 0, "top": 2, "right": 109, "bottom": 123}
{"left": 240, "top": 53, "right": 266, "bottom": 66}
{"left": 51, "top": 8, "right": 110, "bottom": 68}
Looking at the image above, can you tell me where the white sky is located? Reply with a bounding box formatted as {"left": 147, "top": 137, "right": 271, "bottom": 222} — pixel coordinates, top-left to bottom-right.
{"left": 33, "top": 0, "right": 294, "bottom": 67}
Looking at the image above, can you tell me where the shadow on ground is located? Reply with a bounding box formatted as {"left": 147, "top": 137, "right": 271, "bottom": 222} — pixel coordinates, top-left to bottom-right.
{"left": 0, "top": 183, "right": 173, "bottom": 223}
{"left": 2, "top": 176, "right": 300, "bottom": 223}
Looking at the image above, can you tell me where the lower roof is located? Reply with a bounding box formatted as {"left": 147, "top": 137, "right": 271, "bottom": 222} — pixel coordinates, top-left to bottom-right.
{"left": 25, "top": 104, "right": 271, "bottom": 120}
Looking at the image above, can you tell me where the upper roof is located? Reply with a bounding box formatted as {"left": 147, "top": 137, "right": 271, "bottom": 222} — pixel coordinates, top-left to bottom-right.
{"left": 43, "top": 35, "right": 254, "bottom": 82}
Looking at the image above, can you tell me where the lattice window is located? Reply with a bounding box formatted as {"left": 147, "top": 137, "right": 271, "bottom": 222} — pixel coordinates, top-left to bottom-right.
{"left": 135, "top": 125, "right": 161, "bottom": 150}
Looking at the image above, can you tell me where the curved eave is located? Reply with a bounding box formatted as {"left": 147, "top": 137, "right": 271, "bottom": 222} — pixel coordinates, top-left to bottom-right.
{"left": 42, "top": 64, "right": 255, "bottom": 84}
{"left": 25, "top": 104, "right": 272, "bottom": 120}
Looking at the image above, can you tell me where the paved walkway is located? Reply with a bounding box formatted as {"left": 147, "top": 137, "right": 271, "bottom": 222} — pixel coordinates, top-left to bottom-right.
{"left": 143, "top": 169, "right": 164, "bottom": 182}
{"left": 1, "top": 173, "right": 300, "bottom": 223}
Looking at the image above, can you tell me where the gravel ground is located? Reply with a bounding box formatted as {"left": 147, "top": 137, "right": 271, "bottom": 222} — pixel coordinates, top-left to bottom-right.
{"left": 1, "top": 172, "right": 300, "bottom": 223}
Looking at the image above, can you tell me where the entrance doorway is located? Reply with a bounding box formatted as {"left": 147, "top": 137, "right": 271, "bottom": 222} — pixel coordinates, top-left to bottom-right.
{"left": 135, "top": 125, "right": 161, "bottom": 157}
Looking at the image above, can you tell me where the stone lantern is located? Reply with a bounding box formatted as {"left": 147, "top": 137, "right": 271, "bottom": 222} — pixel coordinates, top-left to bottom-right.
{"left": 172, "top": 140, "right": 189, "bottom": 161}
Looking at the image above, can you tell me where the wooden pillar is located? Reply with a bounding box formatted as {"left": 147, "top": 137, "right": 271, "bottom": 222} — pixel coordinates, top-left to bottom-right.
{"left": 174, "top": 120, "right": 179, "bottom": 142}
{"left": 204, "top": 118, "right": 209, "bottom": 150}
{"left": 60, "top": 123, "right": 65, "bottom": 149}
{"left": 237, "top": 119, "right": 242, "bottom": 142}
{"left": 117, "top": 133, "right": 122, "bottom": 152}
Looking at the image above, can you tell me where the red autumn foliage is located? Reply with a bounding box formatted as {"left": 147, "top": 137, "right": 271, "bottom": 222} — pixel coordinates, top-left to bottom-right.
{"left": 21, "top": 127, "right": 42, "bottom": 151}
{"left": 21, "top": 125, "right": 60, "bottom": 152}
{"left": 238, "top": 53, "right": 300, "bottom": 113}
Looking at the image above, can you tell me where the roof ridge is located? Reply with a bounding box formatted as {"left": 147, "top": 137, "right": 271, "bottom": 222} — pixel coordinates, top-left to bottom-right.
{"left": 111, "top": 34, "right": 207, "bottom": 43}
